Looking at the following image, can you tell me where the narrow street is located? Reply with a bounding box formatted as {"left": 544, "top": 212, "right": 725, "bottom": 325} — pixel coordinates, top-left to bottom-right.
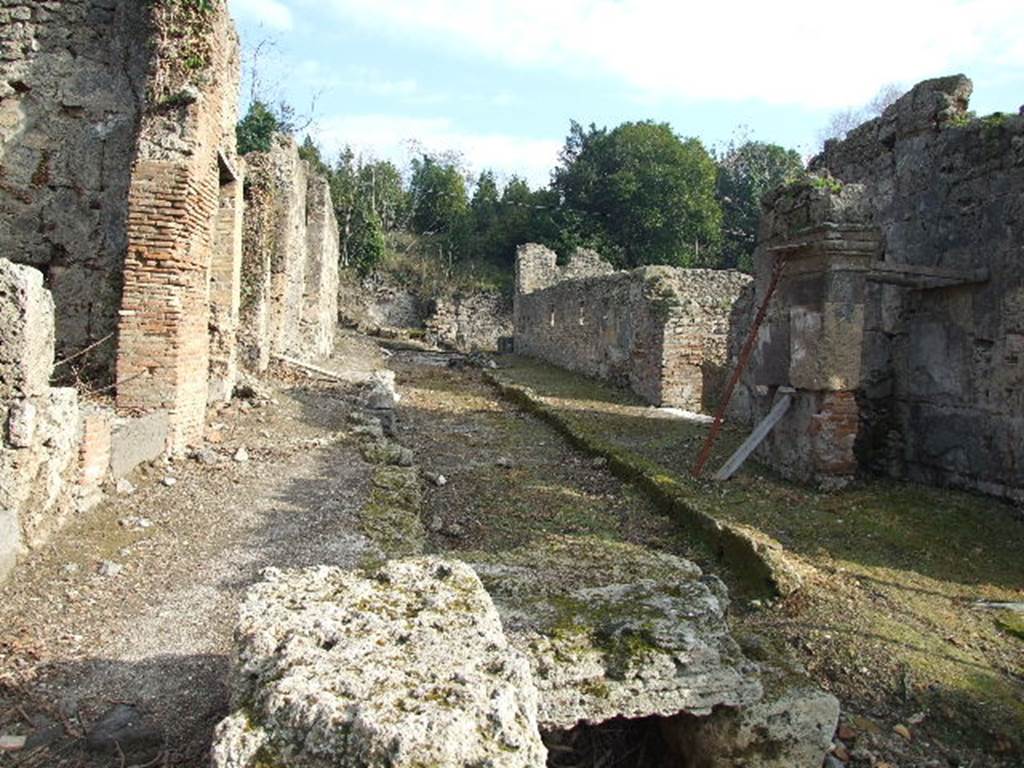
{"left": 0, "top": 335, "right": 704, "bottom": 766}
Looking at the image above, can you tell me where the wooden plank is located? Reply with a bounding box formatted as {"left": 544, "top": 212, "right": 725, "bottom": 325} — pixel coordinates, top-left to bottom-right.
{"left": 713, "top": 393, "right": 793, "bottom": 481}
{"left": 271, "top": 354, "right": 346, "bottom": 382}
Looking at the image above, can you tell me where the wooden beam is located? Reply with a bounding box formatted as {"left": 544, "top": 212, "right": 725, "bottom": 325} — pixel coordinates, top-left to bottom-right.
{"left": 867, "top": 263, "right": 989, "bottom": 289}
{"left": 713, "top": 391, "right": 794, "bottom": 481}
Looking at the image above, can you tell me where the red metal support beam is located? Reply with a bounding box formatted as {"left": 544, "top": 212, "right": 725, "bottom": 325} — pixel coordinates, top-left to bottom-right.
{"left": 691, "top": 256, "right": 787, "bottom": 478}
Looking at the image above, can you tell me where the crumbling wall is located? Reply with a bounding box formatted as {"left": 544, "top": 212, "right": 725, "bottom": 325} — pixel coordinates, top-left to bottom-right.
{"left": 746, "top": 75, "right": 1024, "bottom": 499}
{"left": 812, "top": 75, "right": 1024, "bottom": 499}
{"left": 0, "top": 259, "right": 104, "bottom": 580}
{"left": 424, "top": 291, "right": 513, "bottom": 352}
{"left": 209, "top": 155, "right": 247, "bottom": 403}
{"left": 238, "top": 152, "right": 275, "bottom": 372}
{"left": 301, "top": 173, "right": 340, "bottom": 358}
{"left": 0, "top": 0, "right": 152, "bottom": 376}
{"left": 337, "top": 271, "right": 429, "bottom": 330}
{"left": 116, "top": 0, "right": 242, "bottom": 452}
{"left": 514, "top": 245, "right": 751, "bottom": 410}
{"left": 240, "top": 136, "right": 341, "bottom": 365}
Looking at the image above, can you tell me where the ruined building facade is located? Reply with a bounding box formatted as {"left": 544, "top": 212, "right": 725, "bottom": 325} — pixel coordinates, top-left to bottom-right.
{"left": 514, "top": 244, "right": 752, "bottom": 411}
{"left": 740, "top": 76, "right": 1023, "bottom": 499}
{"left": 0, "top": 1, "right": 341, "bottom": 579}
{"left": 239, "top": 135, "right": 339, "bottom": 371}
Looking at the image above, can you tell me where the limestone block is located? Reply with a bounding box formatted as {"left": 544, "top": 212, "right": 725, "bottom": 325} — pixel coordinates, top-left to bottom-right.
{"left": 110, "top": 411, "right": 169, "bottom": 478}
{"left": 0, "top": 259, "right": 55, "bottom": 399}
{"left": 471, "top": 535, "right": 763, "bottom": 730}
{"left": 213, "top": 559, "right": 547, "bottom": 768}
{"left": 660, "top": 671, "right": 840, "bottom": 768}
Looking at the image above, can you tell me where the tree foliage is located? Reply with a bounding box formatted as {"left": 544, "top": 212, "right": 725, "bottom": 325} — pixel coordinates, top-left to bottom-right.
{"left": 236, "top": 100, "right": 281, "bottom": 155}
{"left": 553, "top": 121, "right": 722, "bottom": 268}
{"left": 716, "top": 140, "right": 804, "bottom": 269}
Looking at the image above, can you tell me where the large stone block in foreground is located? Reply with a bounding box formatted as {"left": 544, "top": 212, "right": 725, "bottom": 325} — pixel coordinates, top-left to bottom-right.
{"left": 471, "top": 535, "right": 764, "bottom": 729}
{"left": 212, "top": 559, "right": 547, "bottom": 768}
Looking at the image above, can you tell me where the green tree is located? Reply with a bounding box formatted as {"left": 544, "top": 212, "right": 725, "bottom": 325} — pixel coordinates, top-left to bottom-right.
{"left": 298, "top": 135, "right": 329, "bottom": 175}
{"left": 553, "top": 121, "right": 723, "bottom": 268}
{"left": 408, "top": 155, "right": 469, "bottom": 236}
{"left": 358, "top": 160, "right": 407, "bottom": 232}
{"left": 236, "top": 100, "right": 280, "bottom": 155}
{"left": 716, "top": 139, "right": 804, "bottom": 270}
{"left": 347, "top": 197, "right": 386, "bottom": 274}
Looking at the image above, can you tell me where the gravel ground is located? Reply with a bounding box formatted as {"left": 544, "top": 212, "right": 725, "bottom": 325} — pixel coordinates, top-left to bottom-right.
{"left": 0, "top": 339, "right": 384, "bottom": 767}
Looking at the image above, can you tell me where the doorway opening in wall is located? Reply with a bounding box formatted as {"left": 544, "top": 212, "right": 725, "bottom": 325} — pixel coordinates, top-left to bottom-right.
{"left": 543, "top": 715, "right": 678, "bottom": 767}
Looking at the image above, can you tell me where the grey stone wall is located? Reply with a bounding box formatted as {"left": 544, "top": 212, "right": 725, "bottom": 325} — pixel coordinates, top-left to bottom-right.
{"left": 0, "top": 0, "right": 151, "bottom": 375}
{"left": 337, "top": 271, "right": 429, "bottom": 330}
{"left": 809, "top": 75, "right": 1024, "bottom": 499}
{"left": 424, "top": 291, "right": 513, "bottom": 352}
{"left": 514, "top": 244, "right": 751, "bottom": 410}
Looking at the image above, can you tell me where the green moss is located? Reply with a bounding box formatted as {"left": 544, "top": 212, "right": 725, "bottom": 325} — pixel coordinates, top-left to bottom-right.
{"left": 359, "top": 465, "right": 424, "bottom": 557}
{"left": 809, "top": 174, "right": 843, "bottom": 194}
{"left": 981, "top": 111, "right": 1008, "bottom": 129}
{"left": 996, "top": 611, "right": 1024, "bottom": 641}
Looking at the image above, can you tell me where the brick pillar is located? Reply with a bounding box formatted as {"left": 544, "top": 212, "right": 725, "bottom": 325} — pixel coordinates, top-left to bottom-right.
{"left": 117, "top": 157, "right": 219, "bottom": 452}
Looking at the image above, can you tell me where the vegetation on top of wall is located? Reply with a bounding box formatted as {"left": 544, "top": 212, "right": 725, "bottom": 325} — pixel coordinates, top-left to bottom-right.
{"left": 808, "top": 174, "right": 844, "bottom": 194}
{"left": 149, "top": 0, "right": 219, "bottom": 104}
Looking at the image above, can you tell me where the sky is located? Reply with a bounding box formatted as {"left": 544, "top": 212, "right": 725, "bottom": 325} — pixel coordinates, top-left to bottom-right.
{"left": 227, "top": 0, "right": 1024, "bottom": 187}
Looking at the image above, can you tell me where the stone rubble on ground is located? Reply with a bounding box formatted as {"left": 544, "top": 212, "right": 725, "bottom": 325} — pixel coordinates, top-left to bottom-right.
{"left": 115, "top": 479, "right": 136, "bottom": 496}
{"left": 97, "top": 561, "right": 123, "bottom": 578}
{"left": 211, "top": 558, "right": 548, "bottom": 768}
{"left": 363, "top": 370, "right": 401, "bottom": 410}
{"left": 233, "top": 447, "right": 249, "bottom": 463}
{"left": 0, "top": 734, "right": 26, "bottom": 751}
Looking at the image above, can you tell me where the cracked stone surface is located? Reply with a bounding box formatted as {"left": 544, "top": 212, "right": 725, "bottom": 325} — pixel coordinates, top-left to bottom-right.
{"left": 470, "top": 534, "right": 763, "bottom": 729}
{"left": 212, "top": 558, "right": 547, "bottom": 768}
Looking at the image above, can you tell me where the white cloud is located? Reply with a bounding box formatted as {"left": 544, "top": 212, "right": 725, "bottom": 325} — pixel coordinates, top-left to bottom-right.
{"left": 230, "top": 0, "right": 294, "bottom": 31}
{"left": 317, "top": 0, "right": 1024, "bottom": 109}
{"left": 313, "top": 114, "right": 562, "bottom": 187}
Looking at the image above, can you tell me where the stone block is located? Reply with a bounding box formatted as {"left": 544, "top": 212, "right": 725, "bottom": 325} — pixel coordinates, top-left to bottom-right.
{"left": 0, "top": 259, "right": 55, "bottom": 399}
{"left": 212, "top": 559, "right": 548, "bottom": 768}
{"left": 660, "top": 672, "right": 840, "bottom": 768}
{"left": 110, "top": 411, "right": 169, "bottom": 478}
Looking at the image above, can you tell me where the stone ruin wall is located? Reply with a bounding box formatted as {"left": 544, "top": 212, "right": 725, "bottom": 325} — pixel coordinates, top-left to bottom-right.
{"left": 337, "top": 270, "right": 431, "bottom": 330}
{"left": 337, "top": 270, "right": 514, "bottom": 353}
{"left": 0, "top": 259, "right": 92, "bottom": 579}
{"left": 424, "top": 290, "right": 513, "bottom": 352}
{"left": 0, "top": 3, "right": 344, "bottom": 580}
{"left": 302, "top": 173, "right": 340, "bottom": 358}
{"left": 0, "top": 0, "right": 152, "bottom": 376}
{"left": 742, "top": 75, "right": 1023, "bottom": 499}
{"left": 239, "top": 135, "right": 340, "bottom": 369}
{"left": 514, "top": 244, "right": 751, "bottom": 411}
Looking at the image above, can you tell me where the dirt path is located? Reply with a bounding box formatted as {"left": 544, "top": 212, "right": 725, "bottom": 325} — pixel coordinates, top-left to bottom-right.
{"left": 0, "top": 344, "right": 383, "bottom": 766}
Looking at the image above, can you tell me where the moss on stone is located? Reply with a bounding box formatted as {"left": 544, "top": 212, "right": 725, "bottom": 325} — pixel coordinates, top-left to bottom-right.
{"left": 358, "top": 465, "right": 424, "bottom": 558}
